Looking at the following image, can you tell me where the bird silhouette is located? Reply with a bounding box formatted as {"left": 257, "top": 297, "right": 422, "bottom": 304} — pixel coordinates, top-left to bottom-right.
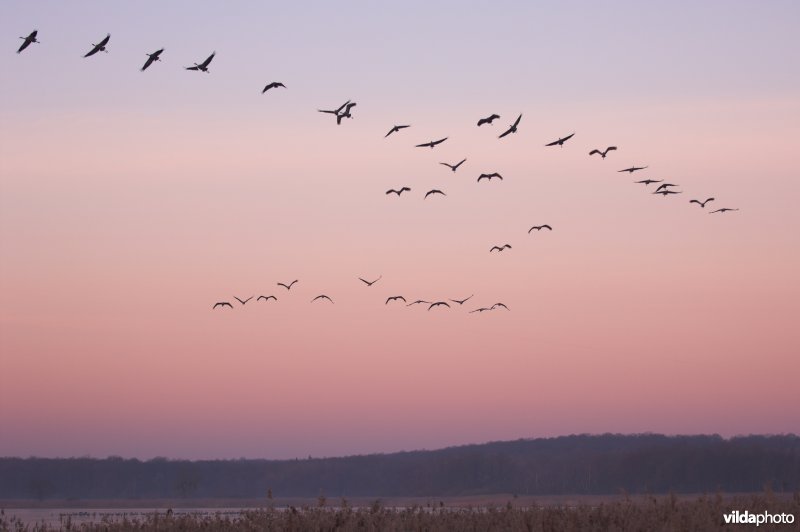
{"left": 234, "top": 296, "right": 254, "bottom": 305}
{"left": 498, "top": 114, "right": 522, "bottom": 138}
{"left": 425, "top": 189, "right": 446, "bottom": 199}
{"left": 318, "top": 100, "right": 351, "bottom": 117}
{"left": 528, "top": 224, "right": 552, "bottom": 233}
{"left": 618, "top": 165, "right": 648, "bottom": 173}
{"left": 440, "top": 158, "right": 467, "bottom": 172}
{"left": 477, "top": 114, "right": 500, "bottom": 126}
{"left": 655, "top": 183, "right": 678, "bottom": 192}
{"left": 278, "top": 280, "right": 298, "bottom": 290}
{"left": 545, "top": 133, "right": 575, "bottom": 147}
{"left": 312, "top": 295, "right": 334, "bottom": 303}
{"left": 653, "top": 189, "right": 682, "bottom": 196}
{"left": 186, "top": 51, "right": 215, "bottom": 72}
{"left": 690, "top": 197, "right": 715, "bottom": 208}
{"left": 407, "top": 300, "right": 431, "bottom": 306}
{"left": 385, "top": 125, "right": 410, "bottom": 138}
{"left": 386, "top": 187, "right": 411, "bottom": 196}
{"left": 449, "top": 295, "right": 473, "bottom": 305}
{"left": 386, "top": 296, "right": 406, "bottom": 304}
{"left": 262, "top": 82, "right": 286, "bottom": 93}
{"left": 358, "top": 276, "right": 382, "bottom": 286}
{"left": 213, "top": 302, "right": 233, "bottom": 309}
{"left": 589, "top": 146, "right": 617, "bottom": 158}
{"left": 428, "top": 301, "right": 450, "bottom": 310}
{"left": 710, "top": 207, "right": 739, "bottom": 214}
{"left": 491, "top": 303, "right": 509, "bottom": 310}
{"left": 635, "top": 179, "right": 663, "bottom": 186}
{"left": 335, "top": 102, "right": 357, "bottom": 124}
{"left": 17, "top": 30, "right": 39, "bottom": 54}
{"left": 416, "top": 137, "right": 448, "bottom": 148}
{"left": 478, "top": 173, "right": 503, "bottom": 182}
{"left": 141, "top": 48, "right": 164, "bottom": 71}
{"left": 490, "top": 244, "right": 512, "bottom": 252}
{"left": 84, "top": 34, "right": 110, "bottom": 58}
{"left": 257, "top": 295, "right": 277, "bottom": 302}
{"left": 469, "top": 307, "right": 492, "bottom": 313}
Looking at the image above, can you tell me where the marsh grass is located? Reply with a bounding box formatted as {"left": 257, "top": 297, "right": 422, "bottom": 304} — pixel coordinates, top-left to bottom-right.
{"left": 1, "top": 492, "right": 798, "bottom": 531}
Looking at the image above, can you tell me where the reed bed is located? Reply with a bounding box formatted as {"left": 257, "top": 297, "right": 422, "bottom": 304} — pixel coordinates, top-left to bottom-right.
{"left": 2, "top": 492, "right": 798, "bottom": 531}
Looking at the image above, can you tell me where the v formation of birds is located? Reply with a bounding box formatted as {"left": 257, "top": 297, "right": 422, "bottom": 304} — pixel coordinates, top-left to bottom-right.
{"left": 15, "top": 30, "right": 740, "bottom": 315}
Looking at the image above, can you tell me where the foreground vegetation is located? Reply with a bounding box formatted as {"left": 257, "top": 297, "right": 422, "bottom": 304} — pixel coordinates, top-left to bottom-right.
{"left": 2, "top": 492, "right": 798, "bottom": 531}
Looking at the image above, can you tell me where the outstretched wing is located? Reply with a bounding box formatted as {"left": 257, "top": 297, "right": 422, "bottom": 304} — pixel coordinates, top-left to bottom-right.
{"left": 589, "top": 149, "right": 601, "bottom": 156}
{"left": 545, "top": 139, "right": 560, "bottom": 146}
{"left": 98, "top": 34, "right": 110, "bottom": 47}
{"left": 498, "top": 127, "right": 513, "bottom": 139}
{"left": 141, "top": 56, "right": 154, "bottom": 71}
{"left": 84, "top": 45, "right": 101, "bottom": 58}
{"left": 185, "top": 65, "right": 200, "bottom": 70}
{"left": 200, "top": 52, "right": 215, "bottom": 68}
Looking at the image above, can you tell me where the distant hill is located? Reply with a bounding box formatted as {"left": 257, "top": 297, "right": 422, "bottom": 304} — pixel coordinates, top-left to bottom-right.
{"left": 1, "top": 434, "right": 798, "bottom": 500}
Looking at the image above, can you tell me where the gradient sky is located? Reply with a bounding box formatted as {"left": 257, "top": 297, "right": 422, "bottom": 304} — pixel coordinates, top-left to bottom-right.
{"left": 1, "top": 1, "right": 799, "bottom": 460}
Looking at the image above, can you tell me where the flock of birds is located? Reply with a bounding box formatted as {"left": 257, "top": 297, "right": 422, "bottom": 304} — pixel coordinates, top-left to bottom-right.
{"left": 15, "top": 29, "right": 741, "bottom": 315}
{"left": 211, "top": 279, "right": 510, "bottom": 314}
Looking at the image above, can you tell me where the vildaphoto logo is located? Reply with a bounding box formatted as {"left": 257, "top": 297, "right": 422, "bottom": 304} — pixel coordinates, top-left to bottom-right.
{"left": 723, "top": 510, "right": 795, "bottom": 526}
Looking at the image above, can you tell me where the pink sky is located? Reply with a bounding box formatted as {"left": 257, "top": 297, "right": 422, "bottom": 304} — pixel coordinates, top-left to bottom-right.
{"left": 1, "top": 2, "right": 799, "bottom": 459}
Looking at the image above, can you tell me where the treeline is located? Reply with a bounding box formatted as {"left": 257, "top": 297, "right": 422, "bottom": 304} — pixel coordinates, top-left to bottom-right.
{"left": 1, "top": 434, "right": 798, "bottom": 500}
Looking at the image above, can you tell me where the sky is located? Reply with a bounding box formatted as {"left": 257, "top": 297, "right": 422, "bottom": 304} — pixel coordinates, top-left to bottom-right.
{"left": 1, "top": 1, "right": 799, "bottom": 460}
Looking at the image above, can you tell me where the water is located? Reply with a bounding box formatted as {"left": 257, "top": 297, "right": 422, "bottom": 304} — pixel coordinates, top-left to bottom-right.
{"left": 2, "top": 507, "right": 249, "bottom": 527}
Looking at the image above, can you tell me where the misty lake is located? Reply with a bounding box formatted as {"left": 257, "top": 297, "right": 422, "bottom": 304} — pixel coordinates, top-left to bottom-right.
{"left": 3, "top": 508, "right": 248, "bottom": 527}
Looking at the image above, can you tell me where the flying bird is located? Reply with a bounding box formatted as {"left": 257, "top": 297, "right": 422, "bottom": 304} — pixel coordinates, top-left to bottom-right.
{"left": 335, "top": 102, "right": 357, "bottom": 124}
{"left": 491, "top": 303, "right": 509, "bottom": 311}
{"left": 278, "top": 280, "right": 298, "bottom": 290}
{"left": 440, "top": 158, "right": 466, "bottom": 172}
{"left": 425, "top": 189, "right": 446, "bottom": 199}
{"left": 528, "top": 225, "right": 552, "bottom": 233}
{"left": 469, "top": 307, "right": 492, "bottom": 313}
{"left": 477, "top": 172, "right": 503, "bottom": 182}
{"left": 358, "top": 276, "right": 382, "bottom": 287}
{"left": 386, "top": 187, "right": 411, "bottom": 196}
{"left": 262, "top": 82, "right": 286, "bottom": 93}
{"left": 234, "top": 296, "right": 254, "bottom": 305}
{"left": 257, "top": 295, "right": 277, "bottom": 302}
{"left": 141, "top": 48, "right": 164, "bottom": 71}
{"left": 17, "top": 30, "right": 39, "bottom": 54}
{"left": 386, "top": 296, "right": 406, "bottom": 304}
{"left": 490, "top": 244, "right": 512, "bottom": 252}
{"left": 498, "top": 114, "right": 522, "bottom": 139}
{"left": 690, "top": 198, "right": 715, "bottom": 208}
{"left": 618, "top": 165, "right": 648, "bottom": 173}
{"left": 449, "top": 295, "right": 473, "bottom": 305}
{"left": 213, "top": 302, "right": 233, "bottom": 309}
{"left": 407, "top": 300, "right": 431, "bottom": 306}
{"left": 416, "top": 137, "right": 448, "bottom": 149}
{"left": 318, "top": 100, "right": 351, "bottom": 116}
{"left": 655, "top": 183, "right": 678, "bottom": 192}
{"left": 653, "top": 189, "right": 682, "bottom": 196}
{"left": 428, "top": 301, "right": 450, "bottom": 310}
{"left": 84, "top": 34, "right": 110, "bottom": 58}
{"left": 710, "top": 208, "right": 739, "bottom": 214}
{"left": 477, "top": 114, "right": 500, "bottom": 126}
{"left": 635, "top": 179, "right": 663, "bottom": 186}
{"left": 385, "top": 125, "right": 410, "bottom": 138}
{"left": 545, "top": 133, "right": 575, "bottom": 147}
{"left": 186, "top": 51, "right": 215, "bottom": 72}
{"left": 589, "top": 146, "right": 617, "bottom": 159}
{"left": 312, "top": 295, "right": 334, "bottom": 303}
